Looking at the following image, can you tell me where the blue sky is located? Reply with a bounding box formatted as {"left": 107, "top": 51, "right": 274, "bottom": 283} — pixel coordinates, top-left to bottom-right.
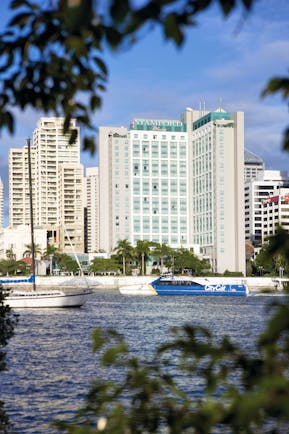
{"left": 0, "top": 0, "right": 289, "bottom": 223}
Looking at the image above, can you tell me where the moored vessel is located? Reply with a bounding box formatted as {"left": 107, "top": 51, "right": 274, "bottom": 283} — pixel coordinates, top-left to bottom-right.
{"left": 0, "top": 275, "right": 92, "bottom": 308}
{"left": 119, "top": 274, "right": 249, "bottom": 296}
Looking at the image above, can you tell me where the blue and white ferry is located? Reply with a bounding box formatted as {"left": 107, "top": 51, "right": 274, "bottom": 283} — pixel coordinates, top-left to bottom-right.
{"left": 151, "top": 274, "right": 248, "bottom": 296}
{"left": 119, "top": 274, "right": 249, "bottom": 296}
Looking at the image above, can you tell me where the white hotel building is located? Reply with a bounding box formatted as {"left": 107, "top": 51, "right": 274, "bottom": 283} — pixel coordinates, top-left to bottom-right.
{"left": 9, "top": 117, "right": 84, "bottom": 253}
{"left": 98, "top": 108, "right": 245, "bottom": 275}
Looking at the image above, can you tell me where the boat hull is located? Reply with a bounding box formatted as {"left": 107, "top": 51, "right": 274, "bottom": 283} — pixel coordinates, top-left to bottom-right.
{"left": 151, "top": 277, "right": 248, "bottom": 296}
{"left": 2, "top": 288, "right": 92, "bottom": 308}
{"left": 152, "top": 284, "right": 248, "bottom": 296}
{"left": 119, "top": 284, "right": 157, "bottom": 296}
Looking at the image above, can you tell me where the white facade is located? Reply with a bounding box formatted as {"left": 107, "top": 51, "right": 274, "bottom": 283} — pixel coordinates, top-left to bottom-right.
{"left": 130, "top": 118, "right": 189, "bottom": 248}
{"left": 0, "top": 225, "right": 47, "bottom": 260}
{"left": 261, "top": 188, "right": 289, "bottom": 242}
{"left": 245, "top": 170, "right": 289, "bottom": 247}
{"left": 244, "top": 149, "right": 264, "bottom": 182}
{"left": 98, "top": 127, "right": 130, "bottom": 253}
{"left": 85, "top": 167, "right": 99, "bottom": 253}
{"left": 98, "top": 108, "right": 246, "bottom": 274}
{"left": 9, "top": 117, "right": 84, "bottom": 253}
{"left": 189, "top": 109, "right": 245, "bottom": 274}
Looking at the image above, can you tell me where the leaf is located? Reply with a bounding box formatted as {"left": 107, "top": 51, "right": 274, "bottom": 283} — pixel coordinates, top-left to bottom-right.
{"left": 69, "top": 128, "right": 78, "bottom": 145}
{"left": 8, "top": 12, "right": 32, "bottom": 28}
{"left": 93, "top": 56, "right": 108, "bottom": 76}
{"left": 83, "top": 136, "right": 96, "bottom": 155}
{"left": 262, "top": 76, "right": 289, "bottom": 98}
{"left": 102, "top": 342, "right": 128, "bottom": 365}
{"left": 110, "top": 0, "right": 130, "bottom": 22}
{"left": 163, "top": 13, "right": 184, "bottom": 46}
{"left": 91, "top": 328, "right": 107, "bottom": 352}
{"left": 90, "top": 95, "right": 101, "bottom": 110}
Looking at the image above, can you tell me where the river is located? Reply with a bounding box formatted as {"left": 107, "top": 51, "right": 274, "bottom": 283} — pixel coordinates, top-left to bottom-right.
{"left": 1, "top": 290, "right": 283, "bottom": 433}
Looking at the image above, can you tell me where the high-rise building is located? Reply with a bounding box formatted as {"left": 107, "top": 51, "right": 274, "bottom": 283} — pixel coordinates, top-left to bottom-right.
{"left": 9, "top": 117, "right": 84, "bottom": 253}
{"left": 186, "top": 108, "right": 245, "bottom": 274}
{"left": 244, "top": 170, "right": 289, "bottom": 248}
{"left": 244, "top": 149, "right": 264, "bottom": 182}
{"left": 98, "top": 107, "right": 245, "bottom": 274}
{"left": 84, "top": 167, "right": 99, "bottom": 253}
{"left": 261, "top": 187, "right": 289, "bottom": 243}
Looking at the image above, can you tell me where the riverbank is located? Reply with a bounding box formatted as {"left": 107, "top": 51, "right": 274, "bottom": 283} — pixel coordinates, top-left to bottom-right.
{"left": 34, "top": 275, "right": 289, "bottom": 293}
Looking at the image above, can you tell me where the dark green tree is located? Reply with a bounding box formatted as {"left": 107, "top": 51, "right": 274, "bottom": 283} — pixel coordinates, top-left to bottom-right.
{"left": 135, "top": 240, "right": 152, "bottom": 275}
{"left": 23, "top": 243, "right": 42, "bottom": 259}
{"left": 89, "top": 257, "right": 119, "bottom": 275}
{"left": 42, "top": 244, "right": 60, "bottom": 260}
{"left": 5, "top": 248, "right": 15, "bottom": 261}
{"left": 0, "top": 287, "right": 18, "bottom": 433}
{"left": 254, "top": 228, "right": 289, "bottom": 276}
{"left": 57, "top": 254, "right": 79, "bottom": 275}
{"left": 0, "top": 259, "right": 29, "bottom": 276}
{"left": 151, "top": 242, "right": 173, "bottom": 274}
{"left": 113, "top": 239, "right": 135, "bottom": 275}
{"left": 174, "top": 247, "right": 206, "bottom": 275}
{"left": 0, "top": 0, "right": 287, "bottom": 154}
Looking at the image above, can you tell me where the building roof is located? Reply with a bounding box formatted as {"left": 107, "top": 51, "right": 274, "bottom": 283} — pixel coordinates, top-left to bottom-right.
{"left": 244, "top": 149, "right": 264, "bottom": 165}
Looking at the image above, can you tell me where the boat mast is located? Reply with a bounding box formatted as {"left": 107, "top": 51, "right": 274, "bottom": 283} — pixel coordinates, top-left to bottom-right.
{"left": 27, "top": 137, "right": 36, "bottom": 291}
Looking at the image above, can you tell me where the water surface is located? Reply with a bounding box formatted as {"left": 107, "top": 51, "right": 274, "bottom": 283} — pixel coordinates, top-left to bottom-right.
{"left": 1, "top": 291, "right": 280, "bottom": 433}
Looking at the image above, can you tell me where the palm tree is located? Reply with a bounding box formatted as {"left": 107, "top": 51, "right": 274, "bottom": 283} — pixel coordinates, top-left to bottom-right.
{"left": 42, "top": 244, "right": 61, "bottom": 274}
{"left": 23, "top": 243, "right": 42, "bottom": 259}
{"left": 113, "top": 239, "right": 134, "bottom": 275}
{"left": 42, "top": 243, "right": 60, "bottom": 259}
{"left": 135, "top": 240, "right": 151, "bottom": 276}
{"left": 151, "top": 242, "right": 172, "bottom": 274}
{"left": 5, "top": 248, "right": 16, "bottom": 261}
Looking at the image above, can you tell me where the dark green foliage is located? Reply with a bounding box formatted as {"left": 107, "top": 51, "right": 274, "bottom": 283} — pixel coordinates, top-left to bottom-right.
{"left": 89, "top": 257, "right": 120, "bottom": 274}
{"left": 0, "top": 258, "right": 30, "bottom": 276}
{"left": 0, "top": 0, "right": 274, "bottom": 155}
{"left": 254, "top": 227, "right": 289, "bottom": 276}
{"left": 0, "top": 287, "right": 18, "bottom": 433}
{"left": 57, "top": 253, "right": 79, "bottom": 274}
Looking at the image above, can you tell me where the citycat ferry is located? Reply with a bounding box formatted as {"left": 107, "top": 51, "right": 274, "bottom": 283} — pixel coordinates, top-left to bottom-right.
{"left": 119, "top": 274, "right": 249, "bottom": 296}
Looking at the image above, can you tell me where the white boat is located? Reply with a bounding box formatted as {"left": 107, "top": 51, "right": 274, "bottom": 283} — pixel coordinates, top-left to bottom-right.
{"left": 119, "top": 283, "right": 157, "bottom": 296}
{"left": 0, "top": 138, "right": 92, "bottom": 309}
{"left": 1, "top": 275, "right": 92, "bottom": 308}
{"left": 119, "top": 274, "right": 249, "bottom": 297}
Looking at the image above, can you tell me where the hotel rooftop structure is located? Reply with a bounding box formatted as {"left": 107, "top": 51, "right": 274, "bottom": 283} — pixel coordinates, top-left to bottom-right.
{"left": 98, "top": 107, "right": 245, "bottom": 275}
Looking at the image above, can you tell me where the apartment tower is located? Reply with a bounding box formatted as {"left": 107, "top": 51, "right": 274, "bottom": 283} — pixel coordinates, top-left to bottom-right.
{"left": 84, "top": 167, "right": 99, "bottom": 253}
{"left": 9, "top": 117, "right": 84, "bottom": 252}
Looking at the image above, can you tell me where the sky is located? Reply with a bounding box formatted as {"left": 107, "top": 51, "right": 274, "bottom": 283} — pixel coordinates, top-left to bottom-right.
{"left": 0, "top": 0, "right": 289, "bottom": 224}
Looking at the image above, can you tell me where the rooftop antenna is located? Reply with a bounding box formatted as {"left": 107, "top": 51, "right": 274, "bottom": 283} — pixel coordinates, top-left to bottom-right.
{"left": 219, "top": 97, "right": 223, "bottom": 111}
